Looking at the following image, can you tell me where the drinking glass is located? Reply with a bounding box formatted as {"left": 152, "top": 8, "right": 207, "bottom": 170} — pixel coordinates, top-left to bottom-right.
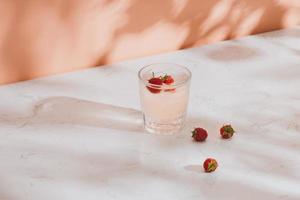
{"left": 138, "top": 63, "right": 191, "bottom": 134}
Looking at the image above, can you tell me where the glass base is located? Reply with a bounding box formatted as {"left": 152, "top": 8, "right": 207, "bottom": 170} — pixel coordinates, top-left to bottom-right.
{"left": 143, "top": 115, "right": 185, "bottom": 134}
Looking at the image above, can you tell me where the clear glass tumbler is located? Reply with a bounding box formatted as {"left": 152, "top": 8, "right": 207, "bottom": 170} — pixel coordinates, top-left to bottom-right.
{"left": 138, "top": 63, "right": 191, "bottom": 134}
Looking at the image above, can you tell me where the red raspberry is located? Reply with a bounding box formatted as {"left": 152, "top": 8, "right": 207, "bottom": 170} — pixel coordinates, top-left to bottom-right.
{"left": 147, "top": 77, "right": 163, "bottom": 93}
{"left": 192, "top": 127, "right": 208, "bottom": 142}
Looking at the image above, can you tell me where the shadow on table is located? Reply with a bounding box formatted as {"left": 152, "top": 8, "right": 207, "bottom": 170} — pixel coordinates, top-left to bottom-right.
{"left": 4, "top": 138, "right": 299, "bottom": 200}
{"left": 205, "top": 43, "right": 261, "bottom": 62}
{"left": 0, "top": 183, "right": 16, "bottom": 200}
{"left": 29, "top": 96, "right": 144, "bottom": 133}
{"left": 255, "top": 27, "right": 300, "bottom": 57}
{"left": 1, "top": 99, "right": 300, "bottom": 199}
{"left": 200, "top": 28, "right": 300, "bottom": 63}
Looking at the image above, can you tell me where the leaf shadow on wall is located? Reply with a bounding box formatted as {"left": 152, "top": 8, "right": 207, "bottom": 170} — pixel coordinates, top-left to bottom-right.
{"left": 0, "top": 0, "right": 295, "bottom": 84}
{"left": 97, "top": 0, "right": 291, "bottom": 65}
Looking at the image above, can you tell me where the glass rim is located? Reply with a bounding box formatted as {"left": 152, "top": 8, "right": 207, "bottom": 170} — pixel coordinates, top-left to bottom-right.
{"left": 138, "top": 62, "right": 192, "bottom": 89}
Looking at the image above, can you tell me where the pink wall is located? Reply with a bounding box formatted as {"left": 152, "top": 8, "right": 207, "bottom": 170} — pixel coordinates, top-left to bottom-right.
{"left": 0, "top": 0, "right": 300, "bottom": 84}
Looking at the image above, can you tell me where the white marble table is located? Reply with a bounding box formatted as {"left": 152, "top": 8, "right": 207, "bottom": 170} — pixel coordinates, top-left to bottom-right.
{"left": 1, "top": 27, "right": 300, "bottom": 200}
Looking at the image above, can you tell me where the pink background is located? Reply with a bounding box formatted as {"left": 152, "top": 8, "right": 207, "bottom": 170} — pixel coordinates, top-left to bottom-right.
{"left": 1, "top": 0, "right": 300, "bottom": 84}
